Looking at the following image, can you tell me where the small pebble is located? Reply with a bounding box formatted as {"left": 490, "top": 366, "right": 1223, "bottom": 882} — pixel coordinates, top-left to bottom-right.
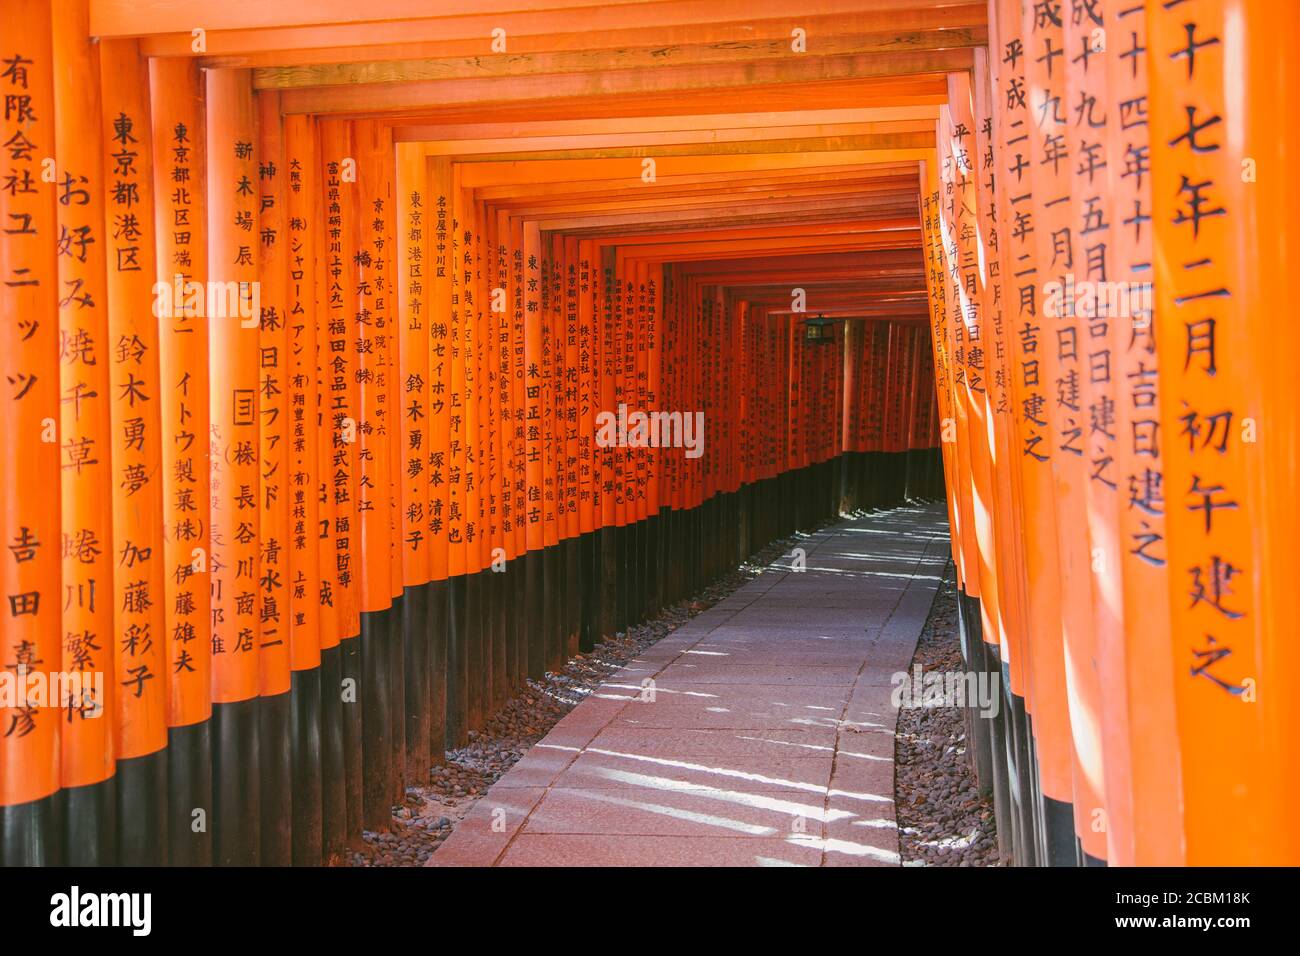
{"left": 894, "top": 561, "right": 1001, "bottom": 867}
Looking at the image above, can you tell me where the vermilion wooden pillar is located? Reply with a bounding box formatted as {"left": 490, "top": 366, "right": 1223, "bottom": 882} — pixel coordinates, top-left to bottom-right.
{"left": 466, "top": 180, "right": 486, "bottom": 730}
{"left": 945, "top": 71, "right": 1015, "bottom": 861}
{"left": 1105, "top": 1, "right": 1182, "bottom": 867}
{"left": 205, "top": 66, "right": 260, "bottom": 866}
{"left": 444, "top": 164, "right": 468, "bottom": 745}
{"left": 563, "top": 236, "right": 582, "bottom": 654}
{"left": 486, "top": 202, "right": 508, "bottom": 711}
{"left": 427, "top": 155, "right": 452, "bottom": 758}
{"left": 385, "top": 149, "right": 405, "bottom": 803}
{"left": 1058, "top": 3, "right": 1134, "bottom": 867}
{"left": 1149, "top": 0, "right": 1300, "bottom": 866}
{"left": 1022, "top": 0, "right": 1108, "bottom": 865}
{"left": 317, "top": 118, "right": 362, "bottom": 839}
{"left": 395, "top": 142, "right": 431, "bottom": 783}
{"left": 920, "top": 163, "right": 964, "bottom": 585}
{"left": 283, "top": 112, "right": 324, "bottom": 866}
{"left": 991, "top": 0, "right": 1075, "bottom": 866}
{"left": 148, "top": 52, "right": 212, "bottom": 867}
{"left": 978, "top": 15, "right": 1039, "bottom": 865}
{"left": 255, "top": 89, "right": 292, "bottom": 865}
{"left": 577, "top": 239, "right": 598, "bottom": 649}
{"left": 101, "top": 37, "right": 169, "bottom": 867}
{"left": 313, "top": 117, "right": 347, "bottom": 858}
{"left": 352, "top": 118, "right": 394, "bottom": 831}
{"left": 504, "top": 206, "right": 527, "bottom": 688}
{"left": 934, "top": 105, "right": 995, "bottom": 809}
{"left": 522, "top": 219, "right": 546, "bottom": 674}
{"left": 0, "top": 0, "right": 62, "bottom": 867}
{"left": 53, "top": 0, "right": 116, "bottom": 866}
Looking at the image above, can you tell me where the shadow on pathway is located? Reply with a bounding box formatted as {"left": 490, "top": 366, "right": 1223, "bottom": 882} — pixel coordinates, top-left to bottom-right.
{"left": 428, "top": 502, "right": 950, "bottom": 867}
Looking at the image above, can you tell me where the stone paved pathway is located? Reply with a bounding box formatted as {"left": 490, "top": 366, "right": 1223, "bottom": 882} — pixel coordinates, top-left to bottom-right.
{"left": 428, "top": 502, "right": 950, "bottom": 867}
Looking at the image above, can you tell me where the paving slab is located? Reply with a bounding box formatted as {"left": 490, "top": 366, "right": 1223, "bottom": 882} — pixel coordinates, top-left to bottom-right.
{"left": 558, "top": 749, "right": 836, "bottom": 792}
{"left": 429, "top": 502, "right": 948, "bottom": 867}
{"left": 519, "top": 785, "right": 828, "bottom": 837}
{"left": 585, "top": 725, "right": 841, "bottom": 757}
{"left": 647, "top": 663, "right": 863, "bottom": 686}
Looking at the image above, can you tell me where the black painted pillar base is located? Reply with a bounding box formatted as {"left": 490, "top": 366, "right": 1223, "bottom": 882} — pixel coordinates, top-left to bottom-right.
{"left": 636, "top": 516, "right": 649, "bottom": 622}
{"left": 259, "top": 690, "right": 293, "bottom": 864}
{"left": 403, "top": 584, "right": 430, "bottom": 784}
{"left": 510, "top": 562, "right": 527, "bottom": 692}
{"left": 290, "top": 667, "right": 323, "bottom": 867}
{"left": 598, "top": 526, "right": 618, "bottom": 640}
{"left": 213, "top": 696, "right": 260, "bottom": 866}
{"left": 446, "top": 574, "right": 468, "bottom": 748}
{"left": 496, "top": 565, "right": 515, "bottom": 706}
{"left": 524, "top": 551, "right": 545, "bottom": 680}
{"left": 614, "top": 523, "right": 629, "bottom": 633}
{"left": 319, "top": 642, "right": 347, "bottom": 858}
{"left": 64, "top": 776, "right": 116, "bottom": 865}
{"left": 340, "top": 632, "right": 363, "bottom": 840}
{"left": 563, "top": 535, "right": 580, "bottom": 659}
{"left": 578, "top": 531, "right": 597, "bottom": 653}
{"left": 389, "top": 592, "right": 407, "bottom": 804}
{"left": 956, "top": 589, "right": 994, "bottom": 796}
{"left": 679, "top": 505, "right": 692, "bottom": 599}
{"left": 464, "top": 571, "right": 484, "bottom": 732}
{"left": 360, "top": 606, "right": 393, "bottom": 831}
{"left": 167, "top": 720, "right": 210, "bottom": 865}
{"left": 116, "top": 747, "right": 168, "bottom": 866}
{"left": 543, "top": 545, "right": 561, "bottom": 674}
{"left": 427, "top": 579, "right": 449, "bottom": 758}
{"left": 479, "top": 570, "right": 493, "bottom": 725}
{"left": 856, "top": 452, "right": 869, "bottom": 510}
{"left": 984, "top": 640, "right": 1014, "bottom": 866}
{"left": 1043, "top": 794, "right": 1080, "bottom": 867}
{"left": 0, "top": 792, "right": 61, "bottom": 866}
{"left": 1024, "top": 712, "right": 1045, "bottom": 863}
{"left": 645, "top": 514, "right": 661, "bottom": 617}
{"left": 1007, "top": 669, "right": 1037, "bottom": 867}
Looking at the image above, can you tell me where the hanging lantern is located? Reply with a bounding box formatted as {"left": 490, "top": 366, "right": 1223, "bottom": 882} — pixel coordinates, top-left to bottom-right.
{"left": 803, "top": 314, "right": 836, "bottom": 344}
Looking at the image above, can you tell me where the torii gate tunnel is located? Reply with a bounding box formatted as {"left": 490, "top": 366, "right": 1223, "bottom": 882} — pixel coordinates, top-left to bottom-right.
{"left": 0, "top": 0, "right": 1298, "bottom": 871}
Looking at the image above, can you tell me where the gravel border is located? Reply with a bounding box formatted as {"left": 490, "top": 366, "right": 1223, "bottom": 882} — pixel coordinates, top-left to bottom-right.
{"left": 893, "top": 560, "right": 1001, "bottom": 866}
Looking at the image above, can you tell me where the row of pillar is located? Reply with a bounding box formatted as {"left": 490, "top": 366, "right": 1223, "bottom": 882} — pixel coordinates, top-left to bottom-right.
{"left": 926, "top": 0, "right": 1300, "bottom": 866}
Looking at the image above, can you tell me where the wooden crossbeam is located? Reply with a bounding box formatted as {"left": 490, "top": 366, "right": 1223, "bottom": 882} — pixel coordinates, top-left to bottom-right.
{"left": 254, "top": 28, "right": 984, "bottom": 88}
{"left": 278, "top": 51, "right": 970, "bottom": 114}
{"left": 146, "top": 5, "right": 986, "bottom": 63}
